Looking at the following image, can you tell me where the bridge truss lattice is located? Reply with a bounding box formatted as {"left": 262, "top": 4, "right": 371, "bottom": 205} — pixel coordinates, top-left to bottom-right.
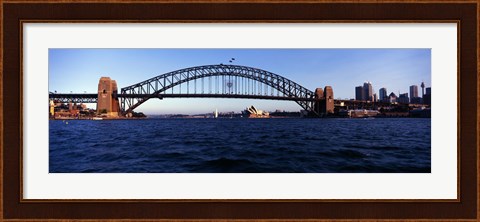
{"left": 120, "top": 64, "right": 317, "bottom": 115}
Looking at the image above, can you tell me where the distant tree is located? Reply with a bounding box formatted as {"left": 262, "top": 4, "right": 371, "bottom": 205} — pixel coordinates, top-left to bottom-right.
{"left": 100, "top": 109, "right": 107, "bottom": 114}
{"left": 132, "top": 112, "right": 146, "bottom": 118}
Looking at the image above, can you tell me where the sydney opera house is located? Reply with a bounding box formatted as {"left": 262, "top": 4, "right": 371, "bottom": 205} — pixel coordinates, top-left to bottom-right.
{"left": 243, "top": 106, "right": 270, "bottom": 118}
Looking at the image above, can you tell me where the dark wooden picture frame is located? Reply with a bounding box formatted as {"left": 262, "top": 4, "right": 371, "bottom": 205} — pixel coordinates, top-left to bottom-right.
{"left": 1, "top": 1, "right": 478, "bottom": 221}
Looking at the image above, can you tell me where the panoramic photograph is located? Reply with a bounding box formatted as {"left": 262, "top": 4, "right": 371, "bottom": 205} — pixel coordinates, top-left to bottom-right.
{"left": 48, "top": 48, "right": 431, "bottom": 173}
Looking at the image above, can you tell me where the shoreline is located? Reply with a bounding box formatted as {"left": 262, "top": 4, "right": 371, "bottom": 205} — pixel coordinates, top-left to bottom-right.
{"left": 50, "top": 117, "right": 147, "bottom": 120}
{"left": 50, "top": 116, "right": 431, "bottom": 120}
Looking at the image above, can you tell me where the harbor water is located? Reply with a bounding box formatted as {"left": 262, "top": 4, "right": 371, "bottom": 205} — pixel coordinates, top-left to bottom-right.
{"left": 49, "top": 118, "right": 431, "bottom": 173}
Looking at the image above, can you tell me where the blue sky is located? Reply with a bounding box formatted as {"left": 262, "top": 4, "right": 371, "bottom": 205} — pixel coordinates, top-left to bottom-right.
{"left": 49, "top": 49, "right": 431, "bottom": 115}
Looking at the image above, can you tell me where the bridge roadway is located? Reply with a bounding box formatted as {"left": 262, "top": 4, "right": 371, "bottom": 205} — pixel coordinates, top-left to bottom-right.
{"left": 48, "top": 93, "right": 317, "bottom": 104}
{"left": 48, "top": 93, "right": 402, "bottom": 109}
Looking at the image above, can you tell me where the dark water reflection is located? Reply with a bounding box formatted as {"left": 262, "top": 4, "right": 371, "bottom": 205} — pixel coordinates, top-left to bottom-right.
{"left": 49, "top": 118, "right": 431, "bottom": 173}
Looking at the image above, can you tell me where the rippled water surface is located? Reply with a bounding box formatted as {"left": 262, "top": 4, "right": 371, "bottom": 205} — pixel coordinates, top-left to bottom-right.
{"left": 49, "top": 118, "right": 431, "bottom": 173}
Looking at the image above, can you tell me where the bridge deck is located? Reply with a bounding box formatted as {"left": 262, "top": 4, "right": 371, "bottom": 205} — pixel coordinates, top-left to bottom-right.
{"left": 49, "top": 93, "right": 316, "bottom": 103}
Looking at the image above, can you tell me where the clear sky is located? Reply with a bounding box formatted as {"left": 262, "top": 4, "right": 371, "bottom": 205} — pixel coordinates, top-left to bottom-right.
{"left": 49, "top": 49, "right": 431, "bottom": 115}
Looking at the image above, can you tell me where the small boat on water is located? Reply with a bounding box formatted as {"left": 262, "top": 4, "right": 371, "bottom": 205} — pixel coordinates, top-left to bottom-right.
{"left": 92, "top": 117, "right": 103, "bottom": 120}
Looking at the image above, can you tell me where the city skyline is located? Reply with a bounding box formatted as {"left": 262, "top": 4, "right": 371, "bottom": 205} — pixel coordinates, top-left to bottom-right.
{"left": 353, "top": 81, "right": 430, "bottom": 104}
{"left": 49, "top": 48, "right": 431, "bottom": 114}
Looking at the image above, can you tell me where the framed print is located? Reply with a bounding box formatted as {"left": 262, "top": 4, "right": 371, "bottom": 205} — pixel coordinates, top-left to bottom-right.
{"left": 1, "top": 1, "right": 479, "bottom": 221}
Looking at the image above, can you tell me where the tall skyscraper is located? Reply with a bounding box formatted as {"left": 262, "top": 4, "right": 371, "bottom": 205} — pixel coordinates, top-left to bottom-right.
{"left": 355, "top": 86, "right": 364, "bottom": 101}
{"left": 363, "top": 82, "right": 373, "bottom": 101}
{"left": 424, "top": 87, "right": 431, "bottom": 105}
{"left": 379, "top": 88, "right": 387, "bottom": 102}
{"left": 409, "top": 85, "right": 419, "bottom": 103}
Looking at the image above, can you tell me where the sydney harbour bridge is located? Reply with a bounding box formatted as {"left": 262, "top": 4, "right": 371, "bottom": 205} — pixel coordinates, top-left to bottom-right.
{"left": 49, "top": 64, "right": 335, "bottom": 117}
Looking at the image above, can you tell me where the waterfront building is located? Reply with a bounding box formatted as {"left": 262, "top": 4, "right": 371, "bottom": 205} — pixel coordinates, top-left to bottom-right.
{"left": 373, "top": 93, "right": 378, "bottom": 102}
{"left": 347, "top": 109, "right": 380, "bottom": 118}
{"left": 409, "top": 85, "right": 419, "bottom": 103}
{"left": 398, "top": 93, "right": 409, "bottom": 104}
{"left": 388, "top": 92, "right": 397, "bottom": 103}
{"left": 243, "top": 105, "right": 269, "bottom": 118}
{"left": 363, "top": 82, "right": 373, "bottom": 101}
{"left": 49, "top": 100, "right": 55, "bottom": 117}
{"left": 355, "top": 86, "right": 363, "bottom": 101}
{"left": 410, "top": 97, "right": 422, "bottom": 104}
{"left": 379, "top": 88, "right": 387, "bottom": 102}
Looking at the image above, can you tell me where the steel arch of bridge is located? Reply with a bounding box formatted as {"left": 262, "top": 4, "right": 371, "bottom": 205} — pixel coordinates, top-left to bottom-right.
{"left": 120, "top": 64, "right": 318, "bottom": 115}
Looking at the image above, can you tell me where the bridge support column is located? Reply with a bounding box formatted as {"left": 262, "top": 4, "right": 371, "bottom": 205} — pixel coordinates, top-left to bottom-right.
{"left": 97, "top": 77, "right": 120, "bottom": 117}
{"left": 314, "top": 88, "right": 324, "bottom": 116}
{"left": 314, "top": 86, "right": 334, "bottom": 117}
{"left": 324, "top": 86, "right": 334, "bottom": 114}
